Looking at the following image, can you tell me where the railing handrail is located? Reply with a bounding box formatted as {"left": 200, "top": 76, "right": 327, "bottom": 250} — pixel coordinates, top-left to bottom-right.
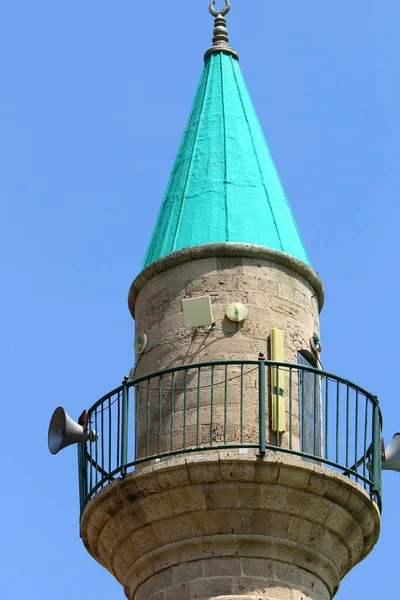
{"left": 127, "top": 360, "right": 379, "bottom": 404}
{"left": 89, "top": 384, "right": 124, "bottom": 413}
{"left": 80, "top": 358, "right": 383, "bottom": 514}
{"left": 87, "top": 361, "right": 380, "bottom": 415}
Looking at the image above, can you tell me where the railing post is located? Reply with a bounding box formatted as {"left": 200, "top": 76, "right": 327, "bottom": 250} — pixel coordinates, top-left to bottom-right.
{"left": 371, "top": 398, "right": 382, "bottom": 507}
{"left": 77, "top": 443, "right": 86, "bottom": 513}
{"left": 258, "top": 356, "right": 266, "bottom": 456}
{"left": 121, "top": 377, "right": 129, "bottom": 477}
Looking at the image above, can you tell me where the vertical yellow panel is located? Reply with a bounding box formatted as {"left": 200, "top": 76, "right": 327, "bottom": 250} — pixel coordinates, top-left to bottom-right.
{"left": 271, "top": 328, "right": 286, "bottom": 432}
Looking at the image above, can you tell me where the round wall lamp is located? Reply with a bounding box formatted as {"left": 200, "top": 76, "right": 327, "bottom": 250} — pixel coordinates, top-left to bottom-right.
{"left": 225, "top": 302, "right": 248, "bottom": 323}
{"left": 134, "top": 332, "right": 148, "bottom": 354}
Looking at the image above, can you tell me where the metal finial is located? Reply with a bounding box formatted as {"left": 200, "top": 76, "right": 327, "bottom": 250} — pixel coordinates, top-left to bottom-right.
{"left": 209, "top": 1, "right": 231, "bottom": 17}
{"left": 205, "top": 0, "right": 238, "bottom": 61}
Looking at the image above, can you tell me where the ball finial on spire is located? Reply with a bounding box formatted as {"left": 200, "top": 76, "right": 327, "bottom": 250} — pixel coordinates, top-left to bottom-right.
{"left": 204, "top": 0, "right": 238, "bottom": 61}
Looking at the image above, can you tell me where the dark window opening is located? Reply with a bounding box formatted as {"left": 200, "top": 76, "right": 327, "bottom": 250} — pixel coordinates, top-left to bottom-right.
{"left": 298, "top": 352, "right": 321, "bottom": 457}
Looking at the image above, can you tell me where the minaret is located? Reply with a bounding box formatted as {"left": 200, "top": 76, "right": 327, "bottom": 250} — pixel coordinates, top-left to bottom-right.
{"left": 79, "top": 3, "right": 382, "bottom": 599}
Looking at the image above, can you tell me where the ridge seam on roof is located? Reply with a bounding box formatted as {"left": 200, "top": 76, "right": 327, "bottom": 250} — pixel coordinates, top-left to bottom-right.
{"left": 141, "top": 52, "right": 312, "bottom": 270}
{"left": 244, "top": 83, "right": 311, "bottom": 263}
{"left": 231, "top": 56, "right": 284, "bottom": 253}
{"left": 171, "top": 59, "right": 212, "bottom": 252}
{"left": 141, "top": 68, "right": 207, "bottom": 269}
{"left": 220, "top": 54, "right": 229, "bottom": 241}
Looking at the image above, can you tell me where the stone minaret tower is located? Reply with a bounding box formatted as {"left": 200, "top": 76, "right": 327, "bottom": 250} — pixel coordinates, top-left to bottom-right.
{"left": 80, "top": 3, "right": 381, "bottom": 599}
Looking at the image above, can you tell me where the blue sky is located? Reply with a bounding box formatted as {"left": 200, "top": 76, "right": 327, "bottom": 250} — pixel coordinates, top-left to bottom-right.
{"left": 1, "top": 1, "right": 399, "bottom": 598}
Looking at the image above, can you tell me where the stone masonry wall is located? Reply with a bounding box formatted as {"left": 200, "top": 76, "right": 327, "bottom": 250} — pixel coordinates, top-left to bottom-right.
{"left": 130, "top": 247, "right": 322, "bottom": 458}
{"left": 81, "top": 247, "right": 381, "bottom": 600}
{"left": 80, "top": 454, "right": 380, "bottom": 600}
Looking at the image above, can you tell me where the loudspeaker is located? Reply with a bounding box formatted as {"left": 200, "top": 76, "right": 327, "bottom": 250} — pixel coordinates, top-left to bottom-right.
{"left": 382, "top": 433, "right": 400, "bottom": 472}
{"left": 48, "top": 407, "right": 97, "bottom": 455}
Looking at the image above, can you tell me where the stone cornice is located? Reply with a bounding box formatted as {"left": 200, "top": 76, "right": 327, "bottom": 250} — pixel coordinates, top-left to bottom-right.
{"left": 128, "top": 243, "right": 325, "bottom": 318}
{"left": 80, "top": 452, "right": 380, "bottom": 599}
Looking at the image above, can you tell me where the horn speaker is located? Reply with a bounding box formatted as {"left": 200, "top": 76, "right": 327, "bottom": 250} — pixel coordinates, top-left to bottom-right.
{"left": 382, "top": 433, "right": 400, "bottom": 472}
{"left": 48, "top": 407, "right": 97, "bottom": 455}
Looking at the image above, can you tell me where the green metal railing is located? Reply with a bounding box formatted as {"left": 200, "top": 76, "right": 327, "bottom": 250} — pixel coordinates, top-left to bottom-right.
{"left": 77, "top": 360, "right": 382, "bottom": 512}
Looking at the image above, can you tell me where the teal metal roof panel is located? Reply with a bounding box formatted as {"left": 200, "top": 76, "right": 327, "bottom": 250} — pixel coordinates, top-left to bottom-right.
{"left": 142, "top": 53, "right": 311, "bottom": 269}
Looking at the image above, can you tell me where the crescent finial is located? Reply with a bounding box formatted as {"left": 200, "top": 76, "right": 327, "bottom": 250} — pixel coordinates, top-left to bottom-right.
{"left": 209, "top": 1, "right": 231, "bottom": 18}
{"left": 205, "top": 0, "right": 238, "bottom": 61}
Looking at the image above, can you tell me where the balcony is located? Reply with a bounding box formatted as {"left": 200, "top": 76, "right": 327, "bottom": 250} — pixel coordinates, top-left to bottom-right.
{"left": 77, "top": 360, "right": 382, "bottom": 512}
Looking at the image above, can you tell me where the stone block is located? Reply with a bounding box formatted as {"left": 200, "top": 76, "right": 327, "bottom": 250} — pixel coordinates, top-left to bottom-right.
{"left": 123, "top": 569, "right": 139, "bottom": 599}
{"left": 288, "top": 516, "right": 313, "bottom": 545}
{"left": 294, "top": 288, "right": 310, "bottom": 310}
{"left": 212, "top": 534, "right": 239, "bottom": 557}
{"left": 273, "top": 561, "right": 299, "bottom": 586}
{"left": 152, "top": 545, "right": 180, "bottom": 574}
{"left": 109, "top": 502, "right": 147, "bottom": 541}
{"left": 169, "top": 485, "right": 206, "bottom": 515}
{"left": 218, "top": 256, "right": 244, "bottom": 274}
{"left": 345, "top": 491, "right": 368, "bottom": 518}
{"left": 303, "top": 496, "right": 334, "bottom": 524}
{"left": 204, "top": 557, "right": 241, "bottom": 577}
{"left": 290, "top": 569, "right": 329, "bottom": 600}
{"left": 164, "top": 582, "right": 191, "bottom": 600}
{"left": 242, "top": 257, "right": 272, "bottom": 271}
{"left": 185, "top": 455, "right": 221, "bottom": 484}
{"left": 97, "top": 529, "right": 120, "bottom": 568}
{"left": 240, "top": 277, "right": 279, "bottom": 298}
{"left": 209, "top": 291, "right": 232, "bottom": 307}
{"left": 185, "top": 274, "right": 239, "bottom": 295}
{"left": 219, "top": 456, "right": 256, "bottom": 482}
{"left": 190, "top": 576, "right": 234, "bottom": 598}
{"left": 155, "top": 514, "right": 194, "bottom": 546}
{"left": 323, "top": 478, "right": 351, "bottom": 506}
{"left": 284, "top": 489, "right": 309, "bottom": 517}
{"left": 191, "top": 509, "right": 231, "bottom": 536}
{"left": 270, "top": 512, "right": 292, "bottom": 538}
{"left": 324, "top": 504, "right": 354, "bottom": 535}
{"left": 278, "top": 283, "right": 295, "bottom": 303}
{"left": 178, "top": 537, "right": 213, "bottom": 563}
{"left": 357, "top": 504, "right": 377, "bottom": 537}
{"left": 233, "top": 576, "right": 271, "bottom": 595}
{"left": 292, "top": 546, "right": 338, "bottom": 596}
{"left": 89, "top": 506, "right": 112, "bottom": 530}
{"left": 242, "top": 557, "right": 275, "bottom": 579}
{"left": 139, "top": 490, "right": 174, "bottom": 522}
{"left": 154, "top": 462, "right": 191, "bottom": 490}
{"left": 182, "top": 256, "right": 218, "bottom": 279}
{"left": 342, "top": 519, "right": 363, "bottom": 560}
{"left": 85, "top": 519, "right": 102, "bottom": 556}
{"left": 98, "top": 487, "right": 127, "bottom": 516}
{"left": 146, "top": 288, "right": 169, "bottom": 327}
{"left": 250, "top": 510, "right": 272, "bottom": 535}
{"left": 230, "top": 509, "right": 252, "bottom": 534}
{"left": 239, "top": 484, "right": 262, "bottom": 509}
{"left": 307, "top": 522, "right": 331, "bottom": 553}
{"left": 239, "top": 309, "right": 271, "bottom": 340}
{"left": 306, "top": 473, "right": 329, "bottom": 497}
{"left": 319, "top": 531, "right": 348, "bottom": 575}
{"left": 120, "top": 478, "right": 140, "bottom": 503}
{"left": 278, "top": 465, "right": 311, "bottom": 490}
{"left": 134, "top": 468, "right": 162, "bottom": 496}
{"left": 255, "top": 460, "right": 280, "bottom": 484}
{"left": 261, "top": 485, "right": 288, "bottom": 511}
{"left": 272, "top": 298, "right": 299, "bottom": 318}
{"left": 173, "top": 560, "right": 203, "bottom": 584}
{"left": 205, "top": 483, "right": 239, "bottom": 509}
{"left": 136, "top": 568, "right": 173, "bottom": 598}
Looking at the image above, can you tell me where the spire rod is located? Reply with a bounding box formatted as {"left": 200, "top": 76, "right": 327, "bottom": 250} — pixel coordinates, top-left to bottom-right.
{"left": 204, "top": 0, "right": 239, "bottom": 61}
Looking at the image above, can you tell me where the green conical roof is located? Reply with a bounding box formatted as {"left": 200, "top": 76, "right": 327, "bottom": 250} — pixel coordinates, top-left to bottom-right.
{"left": 142, "top": 51, "right": 311, "bottom": 270}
